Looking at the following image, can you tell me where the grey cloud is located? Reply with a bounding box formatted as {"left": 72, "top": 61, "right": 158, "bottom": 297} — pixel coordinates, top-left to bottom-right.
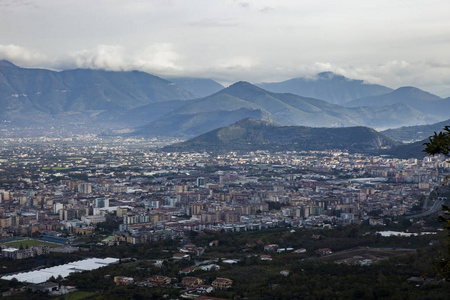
{"left": 0, "top": 0, "right": 36, "bottom": 7}
{"left": 0, "top": 44, "right": 48, "bottom": 66}
{"left": 188, "top": 18, "right": 241, "bottom": 27}
{"left": 1, "top": 1, "right": 450, "bottom": 97}
{"left": 260, "top": 7, "right": 275, "bottom": 13}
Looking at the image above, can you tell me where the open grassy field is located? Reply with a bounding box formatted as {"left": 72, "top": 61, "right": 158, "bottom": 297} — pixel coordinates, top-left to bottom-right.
{"left": 312, "top": 247, "right": 416, "bottom": 264}
{"left": 52, "top": 291, "right": 96, "bottom": 300}
{"left": 1, "top": 239, "right": 60, "bottom": 248}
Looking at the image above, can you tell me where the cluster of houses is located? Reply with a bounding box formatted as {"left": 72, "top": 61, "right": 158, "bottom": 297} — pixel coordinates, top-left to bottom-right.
{"left": 113, "top": 274, "right": 232, "bottom": 295}
{"left": 1, "top": 243, "right": 49, "bottom": 260}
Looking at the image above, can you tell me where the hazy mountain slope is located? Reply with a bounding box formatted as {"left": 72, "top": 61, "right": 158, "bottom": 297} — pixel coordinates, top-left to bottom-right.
{"left": 380, "top": 139, "right": 429, "bottom": 159}
{"left": 132, "top": 81, "right": 436, "bottom": 138}
{"left": 381, "top": 119, "right": 450, "bottom": 142}
{"left": 351, "top": 103, "right": 438, "bottom": 129}
{"left": 345, "top": 86, "right": 449, "bottom": 119}
{"left": 164, "top": 118, "right": 400, "bottom": 153}
{"left": 0, "top": 60, "right": 195, "bottom": 116}
{"left": 1, "top": 61, "right": 444, "bottom": 138}
{"left": 98, "top": 99, "right": 190, "bottom": 128}
{"left": 183, "top": 82, "right": 357, "bottom": 127}
{"left": 258, "top": 72, "right": 392, "bottom": 104}
{"left": 167, "top": 77, "right": 224, "bottom": 97}
{"left": 134, "top": 108, "right": 276, "bottom": 138}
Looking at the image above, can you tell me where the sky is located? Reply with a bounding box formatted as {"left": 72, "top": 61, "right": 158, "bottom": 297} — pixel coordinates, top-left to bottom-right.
{"left": 1, "top": 0, "right": 450, "bottom": 96}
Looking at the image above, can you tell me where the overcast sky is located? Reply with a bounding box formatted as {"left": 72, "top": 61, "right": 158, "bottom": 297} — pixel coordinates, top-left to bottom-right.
{"left": 1, "top": 0, "right": 450, "bottom": 96}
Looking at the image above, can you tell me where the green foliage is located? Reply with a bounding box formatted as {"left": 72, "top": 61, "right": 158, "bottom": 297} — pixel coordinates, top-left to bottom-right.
{"left": 57, "top": 291, "right": 96, "bottom": 300}
{"left": 423, "top": 125, "right": 450, "bottom": 157}
{"left": 424, "top": 125, "right": 450, "bottom": 280}
{"left": 8, "top": 277, "right": 20, "bottom": 288}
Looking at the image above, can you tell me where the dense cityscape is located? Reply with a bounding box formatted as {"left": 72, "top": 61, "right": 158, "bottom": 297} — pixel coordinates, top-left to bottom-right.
{"left": 0, "top": 137, "right": 449, "bottom": 299}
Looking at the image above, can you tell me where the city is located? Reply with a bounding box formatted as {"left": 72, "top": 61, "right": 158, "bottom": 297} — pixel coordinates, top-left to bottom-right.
{"left": 0, "top": 137, "right": 449, "bottom": 298}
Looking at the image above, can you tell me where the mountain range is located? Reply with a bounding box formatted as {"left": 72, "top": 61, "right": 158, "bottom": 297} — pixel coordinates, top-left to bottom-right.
{"left": 381, "top": 119, "right": 450, "bottom": 143}
{"left": 166, "top": 77, "right": 224, "bottom": 98}
{"left": 0, "top": 60, "right": 195, "bottom": 114}
{"left": 132, "top": 81, "right": 440, "bottom": 138}
{"left": 257, "top": 72, "right": 393, "bottom": 105}
{"left": 0, "top": 60, "right": 448, "bottom": 143}
{"left": 345, "top": 87, "right": 450, "bottom": 119}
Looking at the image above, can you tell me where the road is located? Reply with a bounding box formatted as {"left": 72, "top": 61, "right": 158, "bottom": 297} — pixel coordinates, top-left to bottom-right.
{"left": 409, "top": 199, "right": 444, "bottom": 218}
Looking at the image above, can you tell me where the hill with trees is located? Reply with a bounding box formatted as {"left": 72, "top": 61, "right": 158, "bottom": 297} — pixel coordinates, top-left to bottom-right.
{"left": 164, "top": 118, "right": 400, "bottom": 153}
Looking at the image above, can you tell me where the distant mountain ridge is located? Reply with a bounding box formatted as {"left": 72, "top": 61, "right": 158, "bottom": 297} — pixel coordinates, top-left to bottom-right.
{"left": 132, "top": 107, "right": 276, "bottom": 138}
{"left": 258, "top": 72, "right": 393, "bottom": 104}
{"left": 164, "top": 118, "right": 400, "bottom": 153}
{"left": 345, "top": 86, "right": 450, "bottom": 119}
{"left": 167, "top": 77, "right": 224, "bottom": 97}
{"left": 381, "top": 119, "right": 450, "bottom": 142}
{"left": 0, "top": 60, "right": 195, "bottom": 115}
{"left": 0, "top": 61, "right": 447, "bottom": 140}
{"left": 133, "top": 81, "right": 437, "bottom": 138}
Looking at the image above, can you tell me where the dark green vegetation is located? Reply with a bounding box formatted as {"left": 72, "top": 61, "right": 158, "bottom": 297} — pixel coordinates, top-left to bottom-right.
{"left": 257, "top": 72, "right": 393, "bottom": 105}
{"left": 424, "top": 125, "right": 450, "bottom": 157}
{"left": 4, "top": 224, "right": 449, "bottom": 300}
{"left": 164, "top": 118, "right": 400, "bottom": 153}
{"left": 423, "top": 124, "right": 450, "bottom": 280}
{"left": 53, "top": 291, "right": 95, "bottom": 300}
{"left": 381, "top": 139, "right": 430, "bottom": 159}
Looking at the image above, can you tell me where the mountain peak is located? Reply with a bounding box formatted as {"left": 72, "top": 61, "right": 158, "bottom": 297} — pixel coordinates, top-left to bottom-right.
{"left": 391, "top": 86, "right": 442, "bottom": 101}
{"left": 0, "top": 60, "right": 18, "bottom": 68}
{"left": 316, "top": 72, "right": 346, "bottom": 80}
{"left": 221, "top": 81, "right": 269, "bottom": 98}
{"left": 227, "top": 81, "right": 255, "bottom": 88}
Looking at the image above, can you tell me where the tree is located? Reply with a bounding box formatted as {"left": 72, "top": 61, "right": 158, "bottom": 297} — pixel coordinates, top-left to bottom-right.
{"left": 424, "top": 125, "right": 450, "bottom": 279}
{"left": 423, "top": 126, "right": 450, "bottom": 157}
{"left": 9, "top": 277, "right": 20, "bottom": 288}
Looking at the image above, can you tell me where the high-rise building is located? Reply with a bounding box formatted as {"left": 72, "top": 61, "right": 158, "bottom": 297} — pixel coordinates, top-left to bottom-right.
{"left": 77, "top": 182, "right": 92, "bottom": 194}
{"left": 196, "top": 177, "right": 205, "bottom": 187}
{"left": 95, "top": 198, "right": 109, "bottom": 208}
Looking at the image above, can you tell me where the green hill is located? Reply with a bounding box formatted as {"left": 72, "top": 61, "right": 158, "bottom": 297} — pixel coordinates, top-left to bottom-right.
{"left": 163, "top": 118, "right": 400, "bottom": 153}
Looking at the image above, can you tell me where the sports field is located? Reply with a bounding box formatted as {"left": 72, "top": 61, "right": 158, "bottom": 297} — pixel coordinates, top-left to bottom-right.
{"left": 1, "top": 239, "right": 60, "bottom": 248}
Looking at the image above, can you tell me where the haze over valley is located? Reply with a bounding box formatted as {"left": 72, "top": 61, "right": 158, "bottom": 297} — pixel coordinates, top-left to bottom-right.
{"left": 1, "top": 60, "right": 448, "bottom": 146}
